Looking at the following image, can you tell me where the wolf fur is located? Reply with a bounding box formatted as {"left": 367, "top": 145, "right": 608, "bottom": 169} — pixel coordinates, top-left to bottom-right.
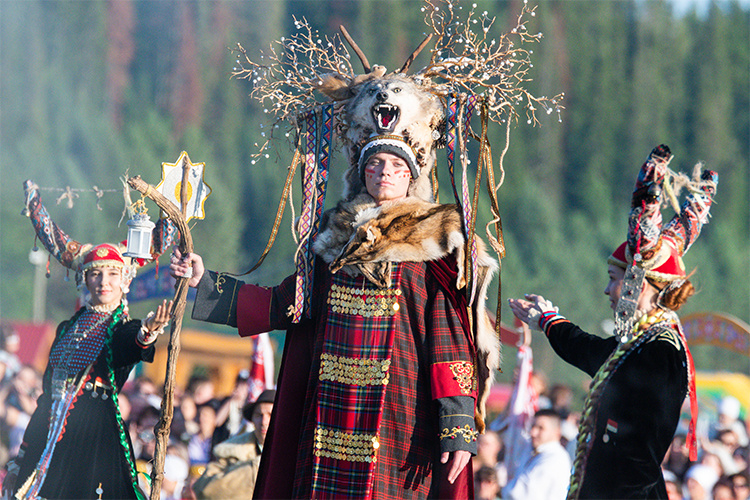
{"left": 340, "top": 75, "right": 444, "bottom": 202}
{"left": 313, "top": 196, "right": 500, "bottom": 431}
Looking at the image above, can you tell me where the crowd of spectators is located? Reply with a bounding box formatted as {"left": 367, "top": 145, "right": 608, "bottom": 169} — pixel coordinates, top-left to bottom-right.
{"left": 0, "top": 320, "right": 747, "bottom": 500}
{"left": 472, "top": 376, "right": 750, "bottom": 500}
{"left": 121, "top": 371, "right": 258, "bottom": 499}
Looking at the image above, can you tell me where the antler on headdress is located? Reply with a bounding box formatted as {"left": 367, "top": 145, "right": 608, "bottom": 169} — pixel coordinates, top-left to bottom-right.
{"left": 623, "top": 145, "right": 719, "bottom": 270}
{"left": 338, "top": 25, "right": 371, "bottom": 73}
{"left": 399, "top": 34, "right": 433, "bottom": 74}
{"left": 661, "top": 168, "right": 718, "bottom": 257}
{"left": 231, "top": 0, "right": 564, "bottom": 135}
{"left": 626, "top": 144, "right": 674, "bottom": 257}
{"left": 23, "top": 180, "right": 87, "bottom": 270}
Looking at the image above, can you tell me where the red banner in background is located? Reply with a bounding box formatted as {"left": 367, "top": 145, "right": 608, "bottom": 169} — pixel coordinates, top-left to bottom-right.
{"left": 248, "top": 332, "right": 275, "bottom": 402}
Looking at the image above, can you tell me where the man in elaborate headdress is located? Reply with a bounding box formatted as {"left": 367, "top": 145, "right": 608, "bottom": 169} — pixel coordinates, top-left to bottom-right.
{"left": 171, "top": 2, "right": 562, "bottom": 497}
{"left": 172, "top": 128, "right": 499, "bottom": 498}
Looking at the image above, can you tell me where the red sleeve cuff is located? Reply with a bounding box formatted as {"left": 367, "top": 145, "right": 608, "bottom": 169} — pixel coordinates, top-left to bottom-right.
{"left": 431, "top": 361, "right": 477, "bottom": 400}
{"left": 237, "top": 284, "right": 273, "bottom": 337}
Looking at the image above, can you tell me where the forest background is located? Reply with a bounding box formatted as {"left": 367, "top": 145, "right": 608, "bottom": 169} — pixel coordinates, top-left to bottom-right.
{"left": 0, "top": 0, "right": 748, "bottom": 405}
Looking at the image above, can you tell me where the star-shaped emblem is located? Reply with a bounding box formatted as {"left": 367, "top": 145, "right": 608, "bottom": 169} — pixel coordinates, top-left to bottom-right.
{"left": 155, "top": 151, "right": 212, "bottom": 222}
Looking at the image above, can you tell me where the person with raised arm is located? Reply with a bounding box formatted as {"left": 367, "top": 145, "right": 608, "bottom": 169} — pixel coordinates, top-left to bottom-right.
{"left": 508, "top": 145, "right": 718, "bottom": 499}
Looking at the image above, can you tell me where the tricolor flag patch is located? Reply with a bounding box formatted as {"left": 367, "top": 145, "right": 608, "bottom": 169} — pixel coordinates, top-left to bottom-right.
{"left": 603, "top": 419, "right": 618, "bottom": 443}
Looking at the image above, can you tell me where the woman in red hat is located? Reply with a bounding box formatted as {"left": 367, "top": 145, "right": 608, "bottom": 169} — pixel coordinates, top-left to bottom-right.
{"left": 509, "top": 145, "right": 718, "bottom": 499}
{"left": 4, "top": 183, "right": 173, "bottom": 500}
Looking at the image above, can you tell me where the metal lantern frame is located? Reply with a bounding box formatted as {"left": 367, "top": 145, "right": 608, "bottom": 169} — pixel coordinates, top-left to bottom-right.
{"left": 123, "top": 212, "right": 156, "bottom": 259}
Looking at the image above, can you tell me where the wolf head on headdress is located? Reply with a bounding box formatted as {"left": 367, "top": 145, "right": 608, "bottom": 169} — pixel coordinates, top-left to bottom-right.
{"left": 340, "top": 75, "right": 443, "bottom": 201}
{"left": 233, "top": 0, "right": 563, "bottom": 202}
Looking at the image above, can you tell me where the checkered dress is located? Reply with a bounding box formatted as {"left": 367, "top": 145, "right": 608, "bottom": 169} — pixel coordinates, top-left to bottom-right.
{"left": 265, "top": 259, "right": 476, "bottom": 499}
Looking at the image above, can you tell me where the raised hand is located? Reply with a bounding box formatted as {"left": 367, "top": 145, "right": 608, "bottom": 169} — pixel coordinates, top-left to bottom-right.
{"left": 138, "top": 299, "right": 174, "bottom": 345}
{"left": 144, "top": 299, "right": 173, "bottom": 332}
{"left": 169, "top": 247, "right": 205, "bottom": 288}
{"left": 508, "top": 294, "right": 558, "bottom": 330}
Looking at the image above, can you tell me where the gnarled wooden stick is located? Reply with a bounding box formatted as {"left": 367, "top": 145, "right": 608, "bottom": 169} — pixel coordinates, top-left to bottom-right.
{"left": 400, "top": 34, "right": 433, "bottom": 74}
{"left": 339, "top": 25, "right": 371, "bottom": 73}
{"left": 127, "top": 175, "right": 193, "bottom": 500}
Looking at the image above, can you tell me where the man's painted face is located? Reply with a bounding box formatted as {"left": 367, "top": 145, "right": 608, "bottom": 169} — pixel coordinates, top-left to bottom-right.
{"left": 85, "top": 266, "right": 124, "bottom": 307}
{"left": 363, "top": 152, "right": 412, "bottom": 205}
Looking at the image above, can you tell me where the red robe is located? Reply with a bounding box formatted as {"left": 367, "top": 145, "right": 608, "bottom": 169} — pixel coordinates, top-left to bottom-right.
{"left": 193, "top": 256, "right": 477, "bottom": 499}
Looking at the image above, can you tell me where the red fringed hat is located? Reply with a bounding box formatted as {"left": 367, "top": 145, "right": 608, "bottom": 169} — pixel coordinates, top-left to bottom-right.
{"left": 81, "top": 243, "right": 126, "bottom": 272}
{"left": 608, "top": 240, "right": 686, "bottom": 284}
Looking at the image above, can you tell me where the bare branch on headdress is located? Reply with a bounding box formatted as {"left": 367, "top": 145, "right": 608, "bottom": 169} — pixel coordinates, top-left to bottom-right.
{"left": 232, "top": 16, "right": 356, "bottom": 123}
{"left": 417, "top": 0, "right": 563, "bottom": 125}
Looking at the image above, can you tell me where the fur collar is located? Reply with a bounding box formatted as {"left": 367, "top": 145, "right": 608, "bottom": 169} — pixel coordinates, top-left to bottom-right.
{"left": 313, "top": 193, "right": 378, "bottom": 267}
{"left": 314, "top": 195, "right": 496, "bottom": 288}
{"left": 313, "top": 195, "right": 500, "bottom": 431}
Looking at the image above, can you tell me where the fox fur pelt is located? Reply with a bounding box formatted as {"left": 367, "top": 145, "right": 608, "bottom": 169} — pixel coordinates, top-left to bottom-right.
{"left": 313, "top": 195, "right": 500, "bottom": 431}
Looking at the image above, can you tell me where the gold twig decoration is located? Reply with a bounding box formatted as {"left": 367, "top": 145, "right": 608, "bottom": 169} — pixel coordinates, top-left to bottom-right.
{"left": 232, "top": 16, "right": 356, "bottom": 124}
{"left": 232, "top": 0, "right": 564, "bottom": 133}
{"left": 419, "top": 0, "right": 563, "bottom": 125}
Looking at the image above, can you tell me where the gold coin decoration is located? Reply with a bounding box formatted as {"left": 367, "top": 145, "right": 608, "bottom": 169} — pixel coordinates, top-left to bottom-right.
{"left": 319, "top": 353, "right": 390, "bottom": 386}
{"left": 313, "top": 426, "right": 380, "bottom": 463}
{"left": 327, "top": 283, "right": 401, "bottom": 317}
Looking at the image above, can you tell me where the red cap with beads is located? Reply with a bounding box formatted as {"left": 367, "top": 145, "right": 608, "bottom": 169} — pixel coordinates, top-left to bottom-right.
{"left": 80, "top": 243, "right": 126, "bottom": 272}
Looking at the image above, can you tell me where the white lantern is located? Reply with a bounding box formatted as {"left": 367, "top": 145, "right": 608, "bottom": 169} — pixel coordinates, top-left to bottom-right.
{"left": 124, "top": 213, "right": 155, "bottom": 259}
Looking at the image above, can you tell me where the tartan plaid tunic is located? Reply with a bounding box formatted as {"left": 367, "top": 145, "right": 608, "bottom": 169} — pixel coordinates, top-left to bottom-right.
{"left": 193, "top": 256, "right": 479, "bottom": 499}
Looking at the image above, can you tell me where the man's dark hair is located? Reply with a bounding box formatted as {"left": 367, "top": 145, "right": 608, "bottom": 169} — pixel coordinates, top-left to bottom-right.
{"left": 534, "top": 408, "right": 562, "bottom": 421}
{"left": 475, "top": 465, "right": 498, "bottom": 484}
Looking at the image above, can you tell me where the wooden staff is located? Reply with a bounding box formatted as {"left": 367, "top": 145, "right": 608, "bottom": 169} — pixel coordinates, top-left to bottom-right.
{"left": 127, "top": 168, "right": 192, "bottom": 500}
